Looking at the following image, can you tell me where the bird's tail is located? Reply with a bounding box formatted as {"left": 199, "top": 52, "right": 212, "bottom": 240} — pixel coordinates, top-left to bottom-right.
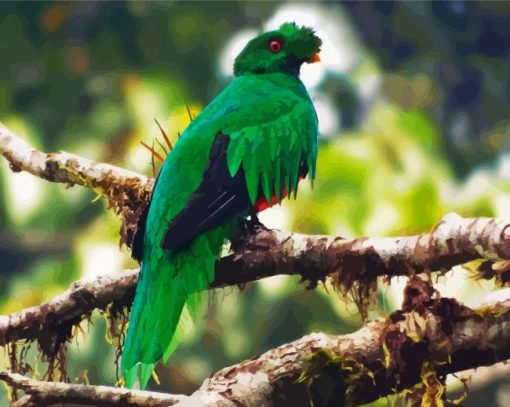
{"left": 121, "top": 227, "right": 226, "bottom": 389}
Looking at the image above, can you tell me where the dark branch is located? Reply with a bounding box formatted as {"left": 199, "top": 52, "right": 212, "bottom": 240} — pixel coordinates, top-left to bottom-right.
{"left": 3, "top": 287, "right": 510, "bottom": 406}
{"left": 2, "top": 213, "right": 510, "bottom": 346}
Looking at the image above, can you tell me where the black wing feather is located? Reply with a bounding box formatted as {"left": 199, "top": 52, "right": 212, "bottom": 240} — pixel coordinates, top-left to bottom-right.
{"left": 161, "top": 133, "right": 250, "bottom": 252}
{"left": 132, "top": 132, "right": 308, "bottom": 261}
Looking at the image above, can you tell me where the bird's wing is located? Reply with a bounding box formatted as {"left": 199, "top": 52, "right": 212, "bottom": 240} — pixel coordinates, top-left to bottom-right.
{"left": 161, "top": 132, "right": 250, "bottom": 252}
{"left": 222, "top": 81, "right": 318, "bottom": 206}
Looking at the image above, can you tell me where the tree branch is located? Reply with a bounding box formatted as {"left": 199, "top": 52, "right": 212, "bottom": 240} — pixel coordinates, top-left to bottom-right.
{"left": 215, "top": 212, "right": 510, "bottom": 288}
{"left": 0, "top": 270, "right": 138, "bottom": 347}
{"left": 0, "top": 372, "right": 186, "bottom": 407}
{"left": 0, "top": 124, "right": 153, "bottom": 247}
{"left": 0, "top": 124, "right": 152, "bottom": 197}
{"left": 3, "top": 125, "right": 510, "bottom": 404}
{"left": 3, "top": 285, "right": 510, "bottom": 406}
{"left": 1, "top": 213, "right": 510, "bottom": 347}
{"left": 187, "top": 286, "right": 510, "bottom": 406}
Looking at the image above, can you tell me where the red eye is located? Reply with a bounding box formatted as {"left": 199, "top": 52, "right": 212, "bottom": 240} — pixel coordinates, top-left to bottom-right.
{"left": 269, "top": 39, "right": 282, "bottom": 53}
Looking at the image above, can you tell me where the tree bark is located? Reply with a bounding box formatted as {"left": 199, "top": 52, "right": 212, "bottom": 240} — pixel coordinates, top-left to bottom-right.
{"left": 2, "top": 124, "right": 510, "bottom": 406}
{"left": 2, "top": 285, "right": 510, "bottom": 406}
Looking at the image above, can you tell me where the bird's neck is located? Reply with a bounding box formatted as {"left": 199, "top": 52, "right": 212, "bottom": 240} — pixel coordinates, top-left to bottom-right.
{"left": 255, "top": 72, "right": 309, "bottom": 96}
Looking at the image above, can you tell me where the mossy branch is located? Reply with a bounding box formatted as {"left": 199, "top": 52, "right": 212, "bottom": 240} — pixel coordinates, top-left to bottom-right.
{"left": 2, "top": 286, "right": 510, "bottom": 406}
{"left": 3, "top": 124, "right": 510, "bottom": 405}
{"left": 2, "top": 211, "right": 510, "bottom": 348}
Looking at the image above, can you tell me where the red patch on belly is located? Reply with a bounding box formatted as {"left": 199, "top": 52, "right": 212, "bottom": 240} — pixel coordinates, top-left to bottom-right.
{"left": 254, "top": 190, "right": 287, "bottom": 212}
{"left": 254, "top": 176, "right": 306, "bottom": 212}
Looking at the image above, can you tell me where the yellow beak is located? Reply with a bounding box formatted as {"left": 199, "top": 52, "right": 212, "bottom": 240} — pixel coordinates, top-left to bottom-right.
{"left": 309, "top": 52, "right": 321, "bottom": 63}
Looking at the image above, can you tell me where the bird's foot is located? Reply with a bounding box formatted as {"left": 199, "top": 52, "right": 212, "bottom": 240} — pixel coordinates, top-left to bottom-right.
{"left": 247, "top": 212, "right": 269, "bottom": 233}
{"left": 231, "top": 213, "right": 272, "bottom": 252}
{"left": 237, "top": 213, "right": 268, "bottom": 237}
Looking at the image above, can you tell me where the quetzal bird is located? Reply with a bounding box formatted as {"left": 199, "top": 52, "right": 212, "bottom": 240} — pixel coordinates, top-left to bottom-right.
{"left": 122, "top": 22, "right": 322, "bottom": 388}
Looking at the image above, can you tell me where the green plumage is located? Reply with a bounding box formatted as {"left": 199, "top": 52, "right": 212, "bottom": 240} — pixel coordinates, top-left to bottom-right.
{"left": 122, "top": 22, "right": 321, "bottom": 388}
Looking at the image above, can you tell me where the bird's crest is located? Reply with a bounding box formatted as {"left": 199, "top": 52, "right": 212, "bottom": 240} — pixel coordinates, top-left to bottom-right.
{"left": 278, "top": 22, "right": 322, "bottom": 51}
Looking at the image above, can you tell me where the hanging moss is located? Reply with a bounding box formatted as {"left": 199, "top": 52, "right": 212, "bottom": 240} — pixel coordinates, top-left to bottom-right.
{"left": 102, "top": 302, "right": 130, "bottom": 383}
{"left": 298, "top": 350, "right": 375, "bottom": 407}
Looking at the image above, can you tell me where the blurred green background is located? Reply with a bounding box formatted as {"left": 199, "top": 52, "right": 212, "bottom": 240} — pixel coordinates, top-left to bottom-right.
{"left": 1, "top": 1, "right": 510, "bottom": 405}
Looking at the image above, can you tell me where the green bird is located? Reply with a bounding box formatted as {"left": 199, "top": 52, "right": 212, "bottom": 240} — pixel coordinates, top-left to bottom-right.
{"left": 122, "top": 22, "right": 322, "bottom": 388}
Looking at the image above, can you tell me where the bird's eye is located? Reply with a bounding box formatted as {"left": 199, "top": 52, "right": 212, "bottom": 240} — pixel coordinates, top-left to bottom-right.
{"left": 269, "top": 39, "right": 282, "bottom": 53}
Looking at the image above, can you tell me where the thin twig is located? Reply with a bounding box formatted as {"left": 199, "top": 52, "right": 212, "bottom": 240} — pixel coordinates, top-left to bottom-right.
{"left": 154, "top": 118, "right": 173, "bottom": 151}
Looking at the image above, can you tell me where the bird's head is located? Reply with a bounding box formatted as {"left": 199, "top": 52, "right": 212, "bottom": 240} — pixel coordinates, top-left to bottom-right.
{"left": 233, "top": 22, "right": 322, "bottom": 77}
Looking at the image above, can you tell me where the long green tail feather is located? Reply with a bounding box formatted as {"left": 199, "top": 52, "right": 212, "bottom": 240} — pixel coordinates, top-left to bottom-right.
{"left": 121, "top": 224, "right": 230, "bottom": 389}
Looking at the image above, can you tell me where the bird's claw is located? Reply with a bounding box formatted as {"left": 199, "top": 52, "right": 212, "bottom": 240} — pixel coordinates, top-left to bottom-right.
{"left": 248, "top": 213, "right": 268, "bottom": 233}
{"left": 237, "top": 212, "right": 268, "bottom": 236}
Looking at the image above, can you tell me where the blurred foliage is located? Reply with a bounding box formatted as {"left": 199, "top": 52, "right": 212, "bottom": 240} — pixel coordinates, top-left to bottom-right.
{"left": 343, "top": 1, "right": 510, "bottom": 177}
{"left": 1, "top": 1, "right": 510, "bottom": 405}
